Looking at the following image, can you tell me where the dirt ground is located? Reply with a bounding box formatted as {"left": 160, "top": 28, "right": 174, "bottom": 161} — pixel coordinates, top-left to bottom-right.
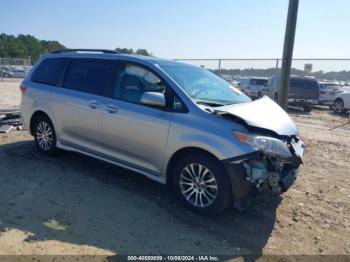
{"left": 0, "top": 80, "right": 349, "bottom": 257}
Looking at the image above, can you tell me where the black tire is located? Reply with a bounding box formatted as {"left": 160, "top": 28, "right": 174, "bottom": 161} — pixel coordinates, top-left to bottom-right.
{"left": 333, "top": 98, "right": 346, "bottom": 114}
{"left": 171, "top": 153, "right": 232, "bottom": 216}
{"left": 303, "top": 105, "right": 312, "bottom": 112}
{"left": 33, "top": 116, "right": 57, "bottom": 156}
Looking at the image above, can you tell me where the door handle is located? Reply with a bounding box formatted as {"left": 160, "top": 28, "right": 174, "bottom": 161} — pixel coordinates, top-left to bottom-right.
{"left": 89, "top": 100, "right": 101, "bottom": 109}
{"left": 105, "top": 104, "right": 119, "bottom": 113}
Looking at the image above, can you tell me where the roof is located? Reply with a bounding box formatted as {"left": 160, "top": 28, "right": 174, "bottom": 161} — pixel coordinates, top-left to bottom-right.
{"left": 43, "top": 49, "right": 194, "bottom": 67}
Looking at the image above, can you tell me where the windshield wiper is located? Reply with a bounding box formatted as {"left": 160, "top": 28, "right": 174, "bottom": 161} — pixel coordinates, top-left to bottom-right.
{"left": 224, "top": 101, "right": 247, "bottom": 106}
{"left": 196, "top": 101, "right": 225, "bottom": 107}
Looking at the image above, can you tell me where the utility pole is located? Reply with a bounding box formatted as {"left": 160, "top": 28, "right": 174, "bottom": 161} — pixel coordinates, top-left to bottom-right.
{"left": 279, "top": 0, "right": 299, "bottom": 110}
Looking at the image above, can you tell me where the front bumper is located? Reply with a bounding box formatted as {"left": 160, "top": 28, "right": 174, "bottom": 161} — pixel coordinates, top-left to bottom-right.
{"left": 223, "top": 137, "right": 303, "bottom": 208}
{"left": 279, "top": 167, "right": 298, "bottom": 191}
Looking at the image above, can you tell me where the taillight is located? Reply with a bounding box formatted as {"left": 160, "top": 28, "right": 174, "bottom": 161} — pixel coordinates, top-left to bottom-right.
{"left": 19, "top": 83, "right": 27, "bottom": 93}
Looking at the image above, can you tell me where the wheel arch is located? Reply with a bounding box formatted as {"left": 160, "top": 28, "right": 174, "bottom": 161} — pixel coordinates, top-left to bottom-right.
{"left": 29, "top": 110, "right": 52, "bottom": 136}
{"left": 165, "top": 147, "right": 224, "bottom": 185}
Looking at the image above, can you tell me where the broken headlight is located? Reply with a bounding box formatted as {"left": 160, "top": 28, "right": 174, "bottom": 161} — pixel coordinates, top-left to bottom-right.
{"left": 234, "top": 131, "right": 292, "bottom": 158}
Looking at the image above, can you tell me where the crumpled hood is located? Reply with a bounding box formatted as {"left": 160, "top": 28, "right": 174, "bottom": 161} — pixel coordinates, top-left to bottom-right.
{"left": 215, "top": 96, "right": 299, "bottom": 136}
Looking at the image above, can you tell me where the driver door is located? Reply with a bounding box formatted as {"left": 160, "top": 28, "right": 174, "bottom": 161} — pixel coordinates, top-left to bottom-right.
{"left": 100, "top": 63, "right": 173, "bottom": 176}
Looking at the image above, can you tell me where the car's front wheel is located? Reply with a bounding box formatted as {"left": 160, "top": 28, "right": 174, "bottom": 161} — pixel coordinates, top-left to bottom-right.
{"left": 333, "top": 98, "right": 346, "bottom": 114}
{"left": 172, "top": 153, "right": 231, "bottom": 216}
{"left": 33, "top": 116, "right": 57, "bottom": 156}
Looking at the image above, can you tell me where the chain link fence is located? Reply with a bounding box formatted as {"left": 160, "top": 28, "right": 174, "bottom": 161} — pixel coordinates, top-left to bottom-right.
{"left": 174, "top": 58, "right": 350, "bottom": 84}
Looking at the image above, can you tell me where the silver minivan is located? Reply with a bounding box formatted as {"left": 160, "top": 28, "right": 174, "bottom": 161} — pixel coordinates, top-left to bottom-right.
{"left": 20, "top": 49, "right": 304, "bottom": 215}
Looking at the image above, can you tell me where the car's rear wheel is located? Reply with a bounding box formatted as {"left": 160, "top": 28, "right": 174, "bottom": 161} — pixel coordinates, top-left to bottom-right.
{"left": 333, "top": 98, "right": 346, "bottom": 114}
{"left": 33, "top": 116, "right": 57, "bottom": 156}
{"left": 172, "top": 153, "right": 231, "bottom": 216}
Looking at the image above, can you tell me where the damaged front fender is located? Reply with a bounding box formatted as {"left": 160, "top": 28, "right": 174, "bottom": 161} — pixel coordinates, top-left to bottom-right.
{"left": 223, "top": 137, "right": 303, "bottom": 209}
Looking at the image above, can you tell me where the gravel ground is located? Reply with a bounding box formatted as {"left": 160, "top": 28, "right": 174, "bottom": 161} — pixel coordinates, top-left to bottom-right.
{"left": 0, "top": 79, "right": 21, "bottom": 110}
{"left": 0, "top": 80, "right": 349, "bottom": 257}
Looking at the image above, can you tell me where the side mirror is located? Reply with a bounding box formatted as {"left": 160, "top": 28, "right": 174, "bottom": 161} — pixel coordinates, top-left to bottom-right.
{"left": 141, "top": 92, "right": 166, "bottom": 108}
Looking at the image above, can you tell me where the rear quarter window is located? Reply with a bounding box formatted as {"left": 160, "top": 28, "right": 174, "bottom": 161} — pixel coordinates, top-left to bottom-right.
{"left": 31, "top": 58, "right": 68, "bottom": 85}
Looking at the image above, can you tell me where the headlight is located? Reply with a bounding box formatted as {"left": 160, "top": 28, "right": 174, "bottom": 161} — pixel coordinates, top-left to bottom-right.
{"left": 234, "top": 131, "right": 292, "bottom": 158}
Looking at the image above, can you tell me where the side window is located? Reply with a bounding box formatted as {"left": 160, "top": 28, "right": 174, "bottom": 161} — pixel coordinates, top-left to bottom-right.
{"left": 115, "top": 63, "right": 166, "bottom": 104}
{"left": 64, "top": 59, "right": 118, "bottom": 97}
{"left": 31, "top": 58, "right": 68, "bottom": 85}
{"left": 290, "top": 78, "right": 304, "bottom": 88}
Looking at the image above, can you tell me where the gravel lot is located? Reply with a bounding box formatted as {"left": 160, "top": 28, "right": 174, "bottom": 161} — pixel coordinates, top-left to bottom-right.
{"left": 0, "top": 80, "right": 349, "bottom": 257}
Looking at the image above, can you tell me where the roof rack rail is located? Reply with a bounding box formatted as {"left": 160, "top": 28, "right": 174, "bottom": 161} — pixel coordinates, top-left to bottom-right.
{"left": 50, "top": 49, "right": 120, "bottom": 54}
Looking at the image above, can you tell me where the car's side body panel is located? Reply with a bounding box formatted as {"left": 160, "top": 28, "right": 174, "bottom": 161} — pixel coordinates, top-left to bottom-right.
{"left": 341, "top": 92, "right": 350, "bottom": 109}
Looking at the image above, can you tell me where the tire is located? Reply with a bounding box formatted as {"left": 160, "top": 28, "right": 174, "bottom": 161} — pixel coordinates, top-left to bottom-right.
{"left": 303, "top": 105, "right": 312, "bottom": 112}
{"left": 33, "top": 116, "right": 57, "bottom": 156}
{"left": 333, "top": 98, "right": 346, "bottom": 114}
{"left": 171, "top": 153, "right": 231, "bottom": 216}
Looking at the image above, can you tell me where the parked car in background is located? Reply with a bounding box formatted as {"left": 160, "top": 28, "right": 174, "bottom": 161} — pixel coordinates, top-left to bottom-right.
{"left": 268, "top": 76, "right": 319, "bottom": 112}
{"left": 0, "top": 67, "right": 28, "bottom": 78}
{"left": 20, "top": 49, "right": 304, "bottom": 215}
{"left": 318, "top": 81, "right": 342, "bottom": 108}
{"left": 11, "top": 68, "right": 28, "bottom": 78}
{"left": 238, "top": 77, "right": 269, "bottom": 99}
{"left": 0, "top": 68, "right": 14, "bottom": 78}
{"left": 333, "top": 91, "right": 350, "bottom": 114}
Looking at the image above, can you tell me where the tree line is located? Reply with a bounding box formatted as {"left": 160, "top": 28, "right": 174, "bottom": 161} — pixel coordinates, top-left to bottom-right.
{"left": 0, "top": 33, "right": 152, "bottom": 63}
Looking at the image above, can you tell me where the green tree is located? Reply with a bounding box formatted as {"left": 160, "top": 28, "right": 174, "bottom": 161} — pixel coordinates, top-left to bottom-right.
{"left": 135, "top": 48, "right": 152, "bottom": 56}
{"left": 114, "top": 47, "right": 153, "bottom": 56}
{"left": 115, "top": 47, "right": 134, "bottom": 54}
{"left": 0, "top": 33, "right": 65, "bottom": 63}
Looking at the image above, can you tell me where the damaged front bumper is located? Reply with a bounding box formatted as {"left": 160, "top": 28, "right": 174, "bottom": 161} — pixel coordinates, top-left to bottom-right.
{"left": 223, "top": 137, "right": 304, "bottom": 208}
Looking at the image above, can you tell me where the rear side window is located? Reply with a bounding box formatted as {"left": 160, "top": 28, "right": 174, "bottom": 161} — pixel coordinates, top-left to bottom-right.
{"left": 64, "top": 59, "right": 118, "bottom": 97}
{"left": 31, "top": 58, "right": 68, "bottom": 85}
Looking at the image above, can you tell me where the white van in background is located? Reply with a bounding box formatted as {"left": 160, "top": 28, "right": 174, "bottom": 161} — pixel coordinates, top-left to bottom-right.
{"left": 237, "top": 77, "right": 268, "bottom": 99}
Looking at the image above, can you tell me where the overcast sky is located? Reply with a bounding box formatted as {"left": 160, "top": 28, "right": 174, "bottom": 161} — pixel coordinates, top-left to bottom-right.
{"left": 1, "top": 0, "right": 349, "bottom": 60}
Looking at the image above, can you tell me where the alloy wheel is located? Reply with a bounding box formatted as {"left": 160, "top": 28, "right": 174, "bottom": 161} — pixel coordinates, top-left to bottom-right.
{"left": 36, "top": 121, "right": 53, "bottom": 151}
{"left": 179, "top": 163, "right": 218, "bottom": 208}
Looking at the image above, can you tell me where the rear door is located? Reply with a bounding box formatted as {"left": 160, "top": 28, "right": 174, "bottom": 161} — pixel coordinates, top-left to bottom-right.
{"left": 99, "top": 62, "right": 172, "bottom": 176}
{"left": 50, "top": 58, "right": 118, "bottom": 156}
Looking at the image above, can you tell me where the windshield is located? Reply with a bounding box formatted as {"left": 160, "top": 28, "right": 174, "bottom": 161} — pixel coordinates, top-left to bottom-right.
{"left": 161, "top": 65, "right": 251, "bottom": 106}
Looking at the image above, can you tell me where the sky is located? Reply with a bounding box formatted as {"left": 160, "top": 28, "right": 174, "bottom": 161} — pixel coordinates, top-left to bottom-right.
{"left": 0, "top": 0, "right": 349, "bottom": 61}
